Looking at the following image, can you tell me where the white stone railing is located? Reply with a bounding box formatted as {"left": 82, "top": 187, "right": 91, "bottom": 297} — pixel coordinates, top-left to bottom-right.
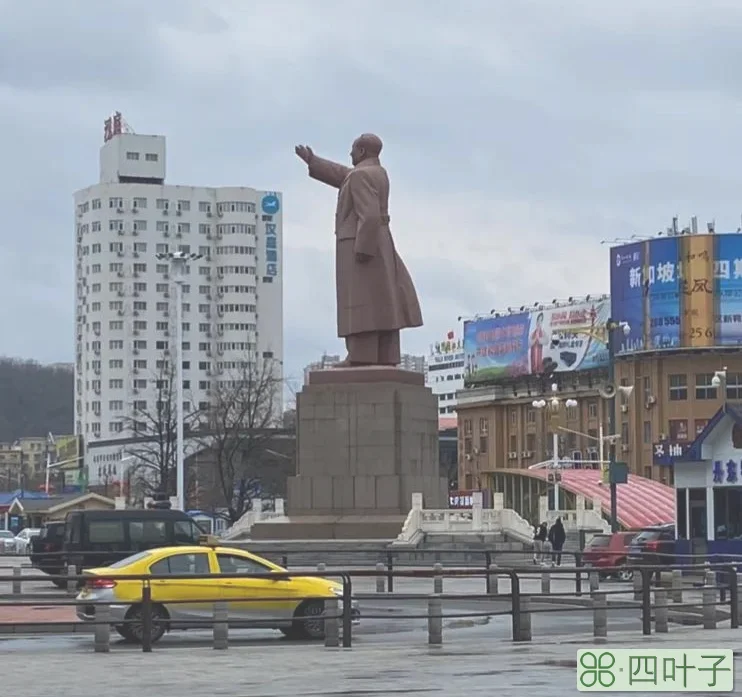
{"left": 539, "top": 495, "right": 610, "bottom": 533}
{"left": 221, "top": 498, "right": 288, "bottom": 540}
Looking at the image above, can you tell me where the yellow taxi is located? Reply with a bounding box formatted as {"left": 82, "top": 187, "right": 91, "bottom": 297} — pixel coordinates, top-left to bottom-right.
{"left": 75, "top": 539, "right": 359, "bottom": 644}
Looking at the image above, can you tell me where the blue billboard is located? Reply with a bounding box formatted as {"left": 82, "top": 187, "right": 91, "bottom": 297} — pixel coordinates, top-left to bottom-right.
{"left": 647, "top": 237, "right": 681, "bottom": 350}
{"left": 610, "top": 242, "right": 646, "bottom": 354}
{"left": 463, "top": 313, "right": 529, "bottom": 385}
{"left": 716, "top": 234, "right": 742, "bottom": 345}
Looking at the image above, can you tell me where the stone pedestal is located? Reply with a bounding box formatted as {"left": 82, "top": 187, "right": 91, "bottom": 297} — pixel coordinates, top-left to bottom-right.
{"left": 251, "top": 366, "right": 447, "bottom": 540}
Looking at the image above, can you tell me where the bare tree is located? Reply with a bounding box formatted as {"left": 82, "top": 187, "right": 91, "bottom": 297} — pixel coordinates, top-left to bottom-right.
{"left": 122, "top": 357, "right": 199, "bottom": 500}
{"left": 195, "top": 356, "right": 283, "bottom": 524}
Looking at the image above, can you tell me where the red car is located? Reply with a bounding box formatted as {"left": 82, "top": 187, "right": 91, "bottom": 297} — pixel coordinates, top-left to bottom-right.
{"left": 582, "top": 531, "right": 638, "bottom": 581}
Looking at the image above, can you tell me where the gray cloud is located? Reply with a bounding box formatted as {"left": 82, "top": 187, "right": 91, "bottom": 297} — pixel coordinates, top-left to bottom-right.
{"left": 3, "top": 0, "right": 742, "bottom": 384}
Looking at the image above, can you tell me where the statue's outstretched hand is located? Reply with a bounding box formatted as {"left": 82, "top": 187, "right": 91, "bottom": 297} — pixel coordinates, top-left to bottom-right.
{"left": 295, "top": 145, "right": 314, "bottom": 164}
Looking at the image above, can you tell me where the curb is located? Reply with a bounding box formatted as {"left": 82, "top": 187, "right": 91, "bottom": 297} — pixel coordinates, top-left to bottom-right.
{"left": 0, "top": 623, "right": 91, "bottom": 635}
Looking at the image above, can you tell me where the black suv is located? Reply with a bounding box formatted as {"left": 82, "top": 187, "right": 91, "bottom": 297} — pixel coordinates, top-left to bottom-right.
{"left": 627, "top": 523, "right": 676, "bottom": 567}
{"left": 30, "top": 521, "right": 67, "bottom": 587}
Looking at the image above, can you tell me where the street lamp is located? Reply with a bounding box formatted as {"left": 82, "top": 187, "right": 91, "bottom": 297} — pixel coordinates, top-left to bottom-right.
{"left": 45, "top": 455, "right": 84, "bottom": 494}
{"left": 155, "top": 251, "right": 203, "bottom": 512}
{"left": 533, "top": 383, "right": 578, "bottom": 511}
{"left": 605, "top": 319, "right": 632, "bottom": 532}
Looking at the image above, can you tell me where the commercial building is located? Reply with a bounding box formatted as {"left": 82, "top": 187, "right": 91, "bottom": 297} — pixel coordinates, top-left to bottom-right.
{"left": 74, "top": 113, "right": 283, "bottom": 483}
{"left": 456, "top": 227, "right": 742, "bottom": 530}
{"left": 425, "top": 332, "right": 465, "bottom": 418}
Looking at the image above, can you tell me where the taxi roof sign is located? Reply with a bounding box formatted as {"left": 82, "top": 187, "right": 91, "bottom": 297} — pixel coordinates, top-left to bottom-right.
{"left": 199, "top": 534, "right": 219, "bottom": 547}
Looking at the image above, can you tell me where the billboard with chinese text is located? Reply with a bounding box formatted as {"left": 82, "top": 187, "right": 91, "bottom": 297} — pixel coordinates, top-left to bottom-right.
{"left": 463, "top": 299, "right": 610, "bottom": 386}
{"left": 610, "top": 232, "right": 742, "bottom": 354}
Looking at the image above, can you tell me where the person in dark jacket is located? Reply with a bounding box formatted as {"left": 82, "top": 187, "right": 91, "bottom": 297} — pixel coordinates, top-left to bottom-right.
{"left": 532, "top": 522, "right": 548, "bottom": 564}
{"left": 548, "top": 517, "right": 566, "bottom": 566}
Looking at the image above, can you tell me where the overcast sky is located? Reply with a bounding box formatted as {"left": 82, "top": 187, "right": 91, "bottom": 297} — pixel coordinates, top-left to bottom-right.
{"left": 2, "top": 0, "right": 742, "bottom": 388}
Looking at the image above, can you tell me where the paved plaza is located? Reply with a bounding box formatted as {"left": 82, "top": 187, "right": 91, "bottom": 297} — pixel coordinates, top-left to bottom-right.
{"left": 2, "top": 626, "right": 741, "bottom": 696}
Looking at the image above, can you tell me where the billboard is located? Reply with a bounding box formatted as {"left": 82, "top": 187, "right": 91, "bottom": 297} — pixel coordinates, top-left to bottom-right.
{"left": 609, "top": 242, "right": 646, "bottom": 353}
{"left": 463, "top": 299, "right": 610, "bottom": 386}
{"left": 716, "top": 234, "right": 742, "bottom": 344}
{"left": 647, "top": 237, "right": 681, "bottom": 350}
{"left": 610, "top": 232, "right": 742, "bottom": 354}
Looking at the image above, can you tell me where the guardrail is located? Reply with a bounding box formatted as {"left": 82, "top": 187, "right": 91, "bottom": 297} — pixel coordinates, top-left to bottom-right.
{"left": 12, "top": 546, "right": 742, "bottom": 596}
{"left": 0, "top": 560, "right": 739, "bottom": 653}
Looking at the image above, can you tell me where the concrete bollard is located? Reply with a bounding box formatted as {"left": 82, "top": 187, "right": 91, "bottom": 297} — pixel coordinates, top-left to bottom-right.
{"left": 671, "top": 569, "right": 683, "bottom": 603}
{"left": 659, "top": 571, "right": 672, "bottom": 590}
{"left": 541, "top": 570, "right": 551, "bottom": 595}
{"left": 589, "top": 571, "right": 600, "bottom": 593}
{"left": 433, "top": 562, "right": 443, "bottom": 594}
{"left": 427, "top": 595, "right": 443, "bottom": 645}
{"left": 592, "top": 591, "right": 607, "bottom": 638}
{"left": 654, "top": 588, "right": 668, "bottom": 633}
{"left": 489, "top": 564, "right": 499, "bottom": 595}
{"left": 94, "top": 604, "right": 111, "bottom": 653}
{"left": 212, "top": 601, "right": 229, "bottom": 650}
{"left": 324, "top": 597, "right": 340, "bottom": 648}
{"left": 516, "top": 596, "right": 532, "bottom": 642}
{"left": 703, "top": 570, "right": 716, "bottom": 630}
{"left": 12, "top": 566, "right": 21, "bottom": 595}
{"left": 375, "top": 562, "right": 385, "bottom": 593}
{"left": 66, "top": 565, "right": 77, "bottom": 596}
{"left": 632, "top": 569, "right": 642, "bottom": 601}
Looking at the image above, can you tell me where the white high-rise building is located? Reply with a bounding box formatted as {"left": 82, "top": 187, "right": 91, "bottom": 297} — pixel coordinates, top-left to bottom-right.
{"left": 74, "top": 115, "right": 283, "bottom": 481}
{"left": 425, "top": 332, "right": 465, "bottom": 419}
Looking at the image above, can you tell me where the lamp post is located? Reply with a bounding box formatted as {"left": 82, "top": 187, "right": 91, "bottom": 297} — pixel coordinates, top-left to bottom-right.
{"left": 45, "top": 455, "right": 84, "bottom": 494}
{"left": 155, "top": 251, "right": 203, "bottom": 512}
{"left": 533, "top": 384, "right": 578, "bottom": 511}
{"left": 606, "top": 319, "right": 631, "bottom": 532}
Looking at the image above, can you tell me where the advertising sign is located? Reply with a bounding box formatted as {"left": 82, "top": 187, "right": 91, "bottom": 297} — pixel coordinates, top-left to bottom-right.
{"left": 463, "top": 299, "right": 610, "bottom": 386}
{"left": 264, "top": 220, "right": 278, "bottom": 277}
{"left": 681, "top": 234, "right": 715, "bottom": 347}
{"left": 715, "top": 234, "right": 742, "bottom": 345}
{"left": 609, "top": 242, "right": 646, "bottom": 354}
{"left": 647, "top": 237, "right": 681, "bottom": 349}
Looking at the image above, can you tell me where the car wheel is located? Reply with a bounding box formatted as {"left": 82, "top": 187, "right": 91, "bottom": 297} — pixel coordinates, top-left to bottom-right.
{"left": 290, "top": 600, "right": 326, "bottom": 640}
{"left": 123, "top": 603, "right": 168, "bottom": 644}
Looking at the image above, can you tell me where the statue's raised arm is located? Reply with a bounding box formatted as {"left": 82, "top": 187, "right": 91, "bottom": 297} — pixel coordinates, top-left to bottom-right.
{"left": 295, "top": 144, "right": 350, "bottom": 189}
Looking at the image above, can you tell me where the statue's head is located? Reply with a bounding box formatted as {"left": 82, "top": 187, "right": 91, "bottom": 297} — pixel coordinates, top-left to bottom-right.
{"left": 350, "top": 133, "right": 383, "bottom": 166}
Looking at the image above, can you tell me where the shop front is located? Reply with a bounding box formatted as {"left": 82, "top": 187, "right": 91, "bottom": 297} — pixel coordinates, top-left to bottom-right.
{"left": 674, "top": 403, "right": 742, "bottom": 561}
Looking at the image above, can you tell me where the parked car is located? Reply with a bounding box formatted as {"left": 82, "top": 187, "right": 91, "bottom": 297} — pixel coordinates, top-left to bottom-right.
{"left": 0, "top": 530, "right": 15, "bottom": 554}
{"left": 13, "top": 528, "right": 41, "bottom": 555}
{"left": 63, "top": 509, "right": 204, "bottom": 575}
{"left": 582, "top": 531, "right": 638, "bottom": 581}
{"left": 75, "top": 542, "right": 360, "bottom": 644}
{"left": 627, "top": 523, "right": 676, "bottom": 568}
{"left": 30, "top": 521, "right": 67, "bottom": 587}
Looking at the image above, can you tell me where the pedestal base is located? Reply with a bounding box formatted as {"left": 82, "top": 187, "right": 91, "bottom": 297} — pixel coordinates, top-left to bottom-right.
{"left": 291, "top": 366, "right": 446, "bottom": 515}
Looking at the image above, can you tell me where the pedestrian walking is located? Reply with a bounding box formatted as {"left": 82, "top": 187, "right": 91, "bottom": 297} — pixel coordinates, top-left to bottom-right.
{"left": 548, "top": 517, "right": 566, "bottom": 566}
{"left": 533, "top": 522, "right": 548, "bottom": 564}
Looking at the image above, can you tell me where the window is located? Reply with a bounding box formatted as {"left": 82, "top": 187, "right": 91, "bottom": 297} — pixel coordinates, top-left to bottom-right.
{"left": 150, "top": 553, "right": 210, "bottom": 576}
{"left": 146, "top": 153, "right": 159, "bottom": 162}
{"left": 509, "top": 434, "right": 517, "bottom": 452}
{"left": 88, "top": 520, "right": 125, "bottom": 544}
{"left": 587, "top": 401, "right": 598, "bottom": 418}
{"left": 216, "top": 553, "right": 269, "bottom": 575}
{"left": 463, "top": 419, "right": 472, "bottom": 436}
{"left": 566, "top": 405, "right": 577, "bottom": 420}
{"left": 526, "top": 409, "right": 535, "bottom": 424}
{"left": 695, "top": 373, "right": 717, "bottom": 400}
{"left": 526, "top": 433, "right": 536, "bottom": 452}
{"left": 726, "top": 373, "right": 742, "bottom": 400}
{"left": 643, "top": 420, "right": 652, "bottom": 444}
{"left": 126, "top": 151, "right": 139, "bottom": 160}
{"left": 174, "top": 520, "right": 202, "bottom": 544}
{"left": 669, "top": 374, "right": 688, "bottom": 401}
{"left": 129, "top": 520, "right": 167, "bottom": 545}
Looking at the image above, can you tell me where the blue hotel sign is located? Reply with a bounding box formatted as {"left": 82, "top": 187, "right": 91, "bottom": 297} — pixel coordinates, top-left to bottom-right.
{"left": 653, "top": 441, "right": 691, "bottom": 465}
{"left": 713, "top": 459, "right": 741, "bottom": 485}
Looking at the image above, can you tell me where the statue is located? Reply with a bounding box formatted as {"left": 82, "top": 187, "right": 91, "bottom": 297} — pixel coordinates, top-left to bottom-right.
{"left": 295, "top": 134, "right": 423, "bottom": 367}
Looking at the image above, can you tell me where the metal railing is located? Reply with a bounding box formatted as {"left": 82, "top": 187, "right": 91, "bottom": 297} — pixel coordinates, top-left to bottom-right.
{"left": 0, "top": 557, "right": 740, "bottom": 653}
